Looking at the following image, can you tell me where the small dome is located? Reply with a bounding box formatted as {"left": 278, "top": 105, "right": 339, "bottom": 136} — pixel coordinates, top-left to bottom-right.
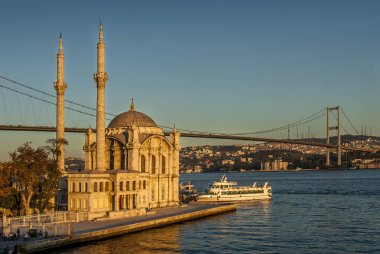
{"left": 107, "top": 99, "right": 158, "bottom": 128}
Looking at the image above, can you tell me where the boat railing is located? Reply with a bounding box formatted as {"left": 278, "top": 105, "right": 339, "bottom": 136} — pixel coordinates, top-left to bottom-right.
{"left": 212, "top": 181, "right": 237, "bottom": 186}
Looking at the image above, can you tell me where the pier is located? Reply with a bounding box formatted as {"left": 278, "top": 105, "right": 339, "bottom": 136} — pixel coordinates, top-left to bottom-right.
{"left": 1, "top": 203, "right": 236, "bottom": 253}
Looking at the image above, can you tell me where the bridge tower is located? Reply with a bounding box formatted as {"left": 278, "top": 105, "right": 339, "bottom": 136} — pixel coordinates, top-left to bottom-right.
{"left": 54, "top": 33, "right": 67, "bottom": 172}
{"left": 93, "top": 20, "right": 108, "bottom": 171}
{"left": 326, "top": 106, "right": 341, "bottom": 167}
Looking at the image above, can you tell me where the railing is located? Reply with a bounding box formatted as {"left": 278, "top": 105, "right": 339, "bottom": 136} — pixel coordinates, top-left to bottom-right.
{"left": 2, "top": 211, "right": 89, "bottom": 236}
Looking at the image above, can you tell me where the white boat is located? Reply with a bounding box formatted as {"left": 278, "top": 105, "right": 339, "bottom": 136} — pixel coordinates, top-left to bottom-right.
{"left": 197, "top": 174, "right": 272, "bottom": 202}
{"left": 179, "top": 181, "right": 199, "bottom": 201}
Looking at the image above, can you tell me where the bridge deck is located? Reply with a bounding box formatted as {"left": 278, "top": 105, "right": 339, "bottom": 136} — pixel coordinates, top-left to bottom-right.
{"left": 0, "top": 125, "right": 376, "bottom": 153}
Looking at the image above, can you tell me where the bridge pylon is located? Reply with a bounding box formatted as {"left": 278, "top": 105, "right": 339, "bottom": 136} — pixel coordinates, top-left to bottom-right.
{"left": 326, "top": 106, "right": 341, "bottom": 167}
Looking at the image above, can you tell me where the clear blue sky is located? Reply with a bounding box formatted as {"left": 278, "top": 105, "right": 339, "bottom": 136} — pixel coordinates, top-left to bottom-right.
{"left": 1, "top": 0, "right": 380, "bottom": 161}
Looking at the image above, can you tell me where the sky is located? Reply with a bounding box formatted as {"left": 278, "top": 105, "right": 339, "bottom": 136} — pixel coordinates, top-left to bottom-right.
{"left": 1, "top": 0, "right": 380, "bottom": 161}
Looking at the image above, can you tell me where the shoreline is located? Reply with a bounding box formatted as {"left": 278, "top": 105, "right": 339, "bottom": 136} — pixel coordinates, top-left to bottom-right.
{"left": 181, "top": 168, "right": 380, "bottom": 174}
{"left": 7, "top": 203, "right": 236, "bottom": 253}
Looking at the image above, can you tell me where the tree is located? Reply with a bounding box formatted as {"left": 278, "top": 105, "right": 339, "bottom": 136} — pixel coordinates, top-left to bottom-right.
{"left": 0, "top": 162, "right": 11, "bottom": 197}
{"left": 32, "top": 139, "right": 66, "bottom": 213}
{"left": 8, "top": 142, "right": 56, "bottom": 215}
{"left": 0, "top": 162, "right": 20, "bottom": 215}
{"left": 0, "top": 189, "right": 21, "bottom": 216}
{"left": 45, "top": 138, "right": 68, "bottom": 161}
{"left": 31, "top": 158, "right": 62, "bottom": 212}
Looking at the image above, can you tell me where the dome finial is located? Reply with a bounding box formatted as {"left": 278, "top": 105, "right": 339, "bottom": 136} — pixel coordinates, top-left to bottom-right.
{"left": 130, "top": 98, "right": 135, "bottom": 111}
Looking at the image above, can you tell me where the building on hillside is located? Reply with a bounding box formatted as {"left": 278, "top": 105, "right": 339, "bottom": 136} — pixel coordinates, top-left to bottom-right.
{"left": 221, "top": 159, "right": 235, "bottom": 166}
{"left": 261, "top": 160, "right": 288, "bottom": 171}
{"left": 193, "top": 165, "right": 202, "bottom": 173}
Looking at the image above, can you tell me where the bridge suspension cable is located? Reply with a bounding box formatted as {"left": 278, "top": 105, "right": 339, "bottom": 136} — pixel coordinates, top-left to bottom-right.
{"left": 226, "top": 108, "right": 326, "bottom": 136}
{"left": 0, "top": 78, "right": 327, "bottom": 136}
{"left": 0, "top": 83, "right": 113, "bottom": 121}
{"left": 0, "top": 75, "right": 232, "bottom": 133}
{"left": 160, "top": 108, "right": 327, "bottom": 137}
{"left": 0, "top": 74, "right": 360, "bottom": 138}
{"left": 0, "top": 75, "right": 199, "bottom": 131}
{"left": 340, "top": 106, "right": 360, "bottom": 135}
{"left": 0, "top": 75, "right": 117, "bottom": 117}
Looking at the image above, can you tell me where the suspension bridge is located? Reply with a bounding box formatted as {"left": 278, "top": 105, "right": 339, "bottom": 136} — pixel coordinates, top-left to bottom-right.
{"left": 0, "top": 74, "right": 378, "bottom": 167}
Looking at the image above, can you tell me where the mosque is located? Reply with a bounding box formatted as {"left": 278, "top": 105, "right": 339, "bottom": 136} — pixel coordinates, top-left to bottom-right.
{"left": 54, "top": 22, "right": 180, "bottom": 219}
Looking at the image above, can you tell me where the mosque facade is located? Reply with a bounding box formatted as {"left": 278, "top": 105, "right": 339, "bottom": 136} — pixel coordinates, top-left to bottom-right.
{"left": 61, "top": 23, "right": 180, "bottom": 218}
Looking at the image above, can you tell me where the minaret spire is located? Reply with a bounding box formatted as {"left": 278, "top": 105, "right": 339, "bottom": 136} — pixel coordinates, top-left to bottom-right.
{"left": 58, "top": 33, "right": 63, "bottom": 52}
{"left": 54, "top": 33, "right": 67, "bottom": 172}
{"left": 96, "top": 19, "right": 106, "bottom": 74}
{"left": 99, "top": 19, "right": 103, "bottom": 41}
{"left": 93, "top": 20, "right": 108, "bottom": 171}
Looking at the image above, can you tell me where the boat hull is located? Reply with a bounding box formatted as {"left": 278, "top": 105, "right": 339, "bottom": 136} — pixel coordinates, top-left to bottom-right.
{"left": 197, "top": 193, "right": 271, "bottom": 202}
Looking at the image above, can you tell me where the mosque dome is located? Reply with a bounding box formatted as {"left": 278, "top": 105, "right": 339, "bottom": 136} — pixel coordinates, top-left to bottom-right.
{"left": 107, "top": 99, "right": 158, "bottom": 128}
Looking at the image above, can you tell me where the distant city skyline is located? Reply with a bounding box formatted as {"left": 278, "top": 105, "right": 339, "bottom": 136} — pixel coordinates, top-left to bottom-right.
{"left": 1, "top": 0, "right": 380, "bottom": 161}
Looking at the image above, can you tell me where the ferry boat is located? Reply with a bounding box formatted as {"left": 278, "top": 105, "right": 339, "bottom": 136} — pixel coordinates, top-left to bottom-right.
{"left": 197, "top": 174, "right": 272, "bottom": 202}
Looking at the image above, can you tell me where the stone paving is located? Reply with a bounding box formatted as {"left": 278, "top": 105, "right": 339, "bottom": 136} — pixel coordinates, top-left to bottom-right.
{"left": 72, "top": 202, "right": 219, "bottom": 234}
{"left": 0, "top": 203, "right": 230, "bottom": 253}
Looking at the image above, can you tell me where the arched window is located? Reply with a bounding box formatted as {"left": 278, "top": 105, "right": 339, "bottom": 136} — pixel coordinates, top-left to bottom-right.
{"left": 79, "top": 182, "right": 82, "bottom": 192}
{"left": 105, "top": 182, "right": 109, "bottom": 191}
{"left": 100, "top": 182, "right": 104, "bottom": 192}
{"left": 120, "top": 181, "right": 124, "bottom": 191}
{"left": 94, "top": 182, "right": 98, "bottom": 192}
{"left": 151, "top": 155, "right": 156, "bottom": 174}
{"left": 72, "top": 182, "right": 76, "bottom": 192}
{"left": 162, "top": 156, "right": 166, "bottom": 174}
{"left": 141, "top": 155, "right": 146, "bottom": 172}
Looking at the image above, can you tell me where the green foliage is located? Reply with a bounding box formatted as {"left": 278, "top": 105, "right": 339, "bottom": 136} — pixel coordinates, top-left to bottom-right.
{"left": 7, "top": 139, "right": 66, "bottom": 215}
{"left": 0, "top": 162, "right": 11, "bottom": 197}
{"left": 31, "top": 161, "right": 62, "bottom": 213}
{"left": 45, "top": 138, "right": 68, "bottom": 161}
{"left": 28, "top": 229, "right": 38, "bottom": 237}
{"left": 0, "top": 188, "right": 21, "bottom": 215}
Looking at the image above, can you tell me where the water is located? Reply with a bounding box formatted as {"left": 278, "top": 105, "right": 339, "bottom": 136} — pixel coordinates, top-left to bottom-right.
{"left": 58, "top": 170, "right": 380, "bottom": 253}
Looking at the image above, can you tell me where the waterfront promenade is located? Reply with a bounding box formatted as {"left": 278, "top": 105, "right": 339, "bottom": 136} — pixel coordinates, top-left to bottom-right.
{"left": 0, "top": 203, "right": 236, "bottom": 253}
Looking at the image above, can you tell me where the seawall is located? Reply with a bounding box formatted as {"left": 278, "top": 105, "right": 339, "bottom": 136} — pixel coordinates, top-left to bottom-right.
{"left": 18, "top": 203, "right": 236, "bottom": 253}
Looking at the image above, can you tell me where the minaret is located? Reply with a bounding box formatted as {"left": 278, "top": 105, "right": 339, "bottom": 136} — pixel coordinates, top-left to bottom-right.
{"left": 54, "top": 33, "right": 67, "bottom": 172}
{"left": 93, "top": 20, "right": 108, "bottom": 171}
